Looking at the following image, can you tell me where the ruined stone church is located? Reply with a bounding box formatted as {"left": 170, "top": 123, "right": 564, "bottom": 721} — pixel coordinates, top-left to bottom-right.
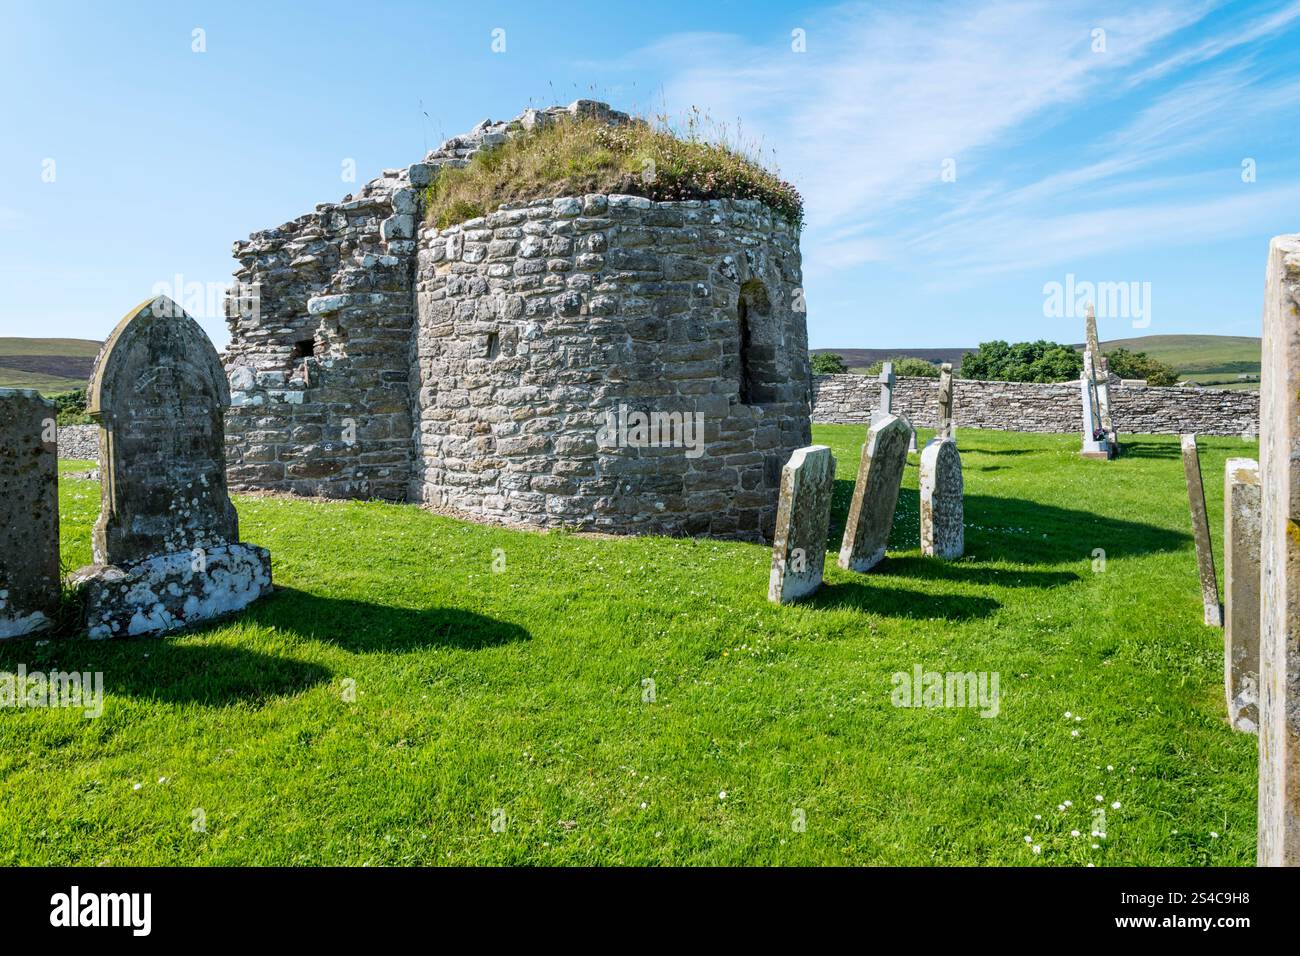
{"left": 223, "top": 101, "right": 811, "bottom": 540}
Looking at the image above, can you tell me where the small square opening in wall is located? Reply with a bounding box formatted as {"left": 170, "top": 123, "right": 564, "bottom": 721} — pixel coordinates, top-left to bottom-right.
{"left": 486, "top": 332, "right": 500, "bottom": 360}
{"left": 291, "top": 339, "right": 315, "bottom": 362}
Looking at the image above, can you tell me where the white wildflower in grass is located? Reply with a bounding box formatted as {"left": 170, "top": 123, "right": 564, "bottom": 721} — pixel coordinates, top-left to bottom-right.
{"left": 1064, "top": 800, "right": 1072, "bottom": 807}
{"left": 132, "top": 783, "right": 142, "bottom": 791}
{"left": 1034, "top": 814, "right": 1042, "bottom": 820}
{"left": 1064, "top": 712, "right": 1072, "bottom": 719}
{"left": 1057, "top": 804, "right": 1065, "bottom": 811}
{"left": 1071, "top": 730, "right": 1079, "bottom": 737}
{"left": 718, "top": 791, "right": 727, "bottom": 801}
{"left": 1032, "top": 845, "right": 1042, "bottom": 854}
{"left": 1071, "top": 829, "right": 1080, "bottom": 837}
{"left": 1106, "top": 765, "right": 1114, "bottom": 772}
{"left": 1087, "top": 863, "right": 1095, "bottom": 867}
{"left": 1075, "top": 716, "right": 1081, "bottom": 722}
{"left": 1111, "top": 801, "right": 1121, "bottom": 810}
{"left": 1210, "top": 831, "right": 1219, "bottom": 839}
{"left": 1092, "top": 843, "right": 1100, "bottom": 849}
{"left": 1095, "top": 795, "right": 1103, "bottom": 802}
{"left": 1024, "top": 835, "right": 1033, "bottom": 843}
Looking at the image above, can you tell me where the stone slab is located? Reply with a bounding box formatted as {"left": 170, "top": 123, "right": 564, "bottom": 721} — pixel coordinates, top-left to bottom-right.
{"left": 839, "top": 414, "right": 912, "bottom": 572}
{"left": 1224, "top": 457, "right": 1261, "bottom": 733}
{"left": 920, "top": 437, "right": 963, "bottom": 559}
{"left": 73, "top": 543, "right": 272, "bottom": 639}
{"left": 88, "top": 296, "right": 238, "bottom": 566}
{"left": 1259, "top": 232, "right": 1300, "bottom": 866}
{"left": 768, "top": 445, "right": 835, "bottom": 604}
{"left": 0, "top": 390, "right": 60, "bottom": 639}
{"left": 1181, "top": 434, "right": 1222, "bottom": 627}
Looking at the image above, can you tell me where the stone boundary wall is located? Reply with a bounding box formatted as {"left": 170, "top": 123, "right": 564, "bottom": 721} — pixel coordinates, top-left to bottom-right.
{"left": 57, "top": 424, "right": 98, "bottom": 460}
{"left": 812, "top": 374, "right": 1259, "bottom": 436}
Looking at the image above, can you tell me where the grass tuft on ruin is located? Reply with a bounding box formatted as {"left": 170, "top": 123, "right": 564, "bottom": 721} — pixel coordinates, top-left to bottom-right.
{"left": 423, "top": 112, "right": 804, "bottom": 230}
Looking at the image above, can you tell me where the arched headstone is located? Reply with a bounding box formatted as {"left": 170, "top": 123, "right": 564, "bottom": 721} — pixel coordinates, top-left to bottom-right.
{"left": 72, "top": 296, "right": 271, "bottom": 638}
{"left": 88, "top": 296, "right": 238, "bottom": 565}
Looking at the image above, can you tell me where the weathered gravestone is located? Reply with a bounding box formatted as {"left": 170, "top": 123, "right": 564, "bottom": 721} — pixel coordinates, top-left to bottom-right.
{"left": 1181, "top": 435, "right": 1222, "bottom": 627}
{"left": 70, "top": 296, "right": 272, "bottom": 638}
{"left": 768, "top": 445, "right": 836, "bottom": 604}
{"left": 936, "top": 363, "right": 955, "bottom": 441}
{"left": 0, "top": 390, "right": 60, "bottom": 638}
{"left": 839, "top": 414, "right": 912, "bottom": 572}
{"left": 1223, "top": 457, "right": 1260, "bottom": 733}
{"left": 1259, "top": 233, "right": 1300, "bottom": 866}
{"left": 920, "top": 438, "right": 963, "bottom": 559}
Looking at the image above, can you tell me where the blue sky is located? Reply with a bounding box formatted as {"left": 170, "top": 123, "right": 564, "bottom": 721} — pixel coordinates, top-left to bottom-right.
{"left": 2, "top": 0, "right": 1298, "bottom": 350}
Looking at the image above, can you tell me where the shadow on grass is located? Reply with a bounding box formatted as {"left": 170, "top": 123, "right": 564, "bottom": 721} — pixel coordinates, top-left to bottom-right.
{"left": 878, "top": 555, "right": 1080, "bottom": 589}
{"left": 829, "top": 484, "right": 1188, "bottom": 566}
{"left": 807, "top": 579, "right": 1000, "bottom": 620}
{"left": 0, "top": 639, "right": 332, "bottom": 707}
{"left": 1112, "top": 439, "right": 1180, "bottom": 460}
{"left": 241, "top": 586, "right": 532, "bottom": 653}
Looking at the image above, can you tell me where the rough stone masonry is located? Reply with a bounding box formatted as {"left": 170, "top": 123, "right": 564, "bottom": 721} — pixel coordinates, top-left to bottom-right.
{"left": 0, "top": 389, "right": 60, "bottom": 639}
{"left": 224, "top": 101, "right": 812, "bottom": 542}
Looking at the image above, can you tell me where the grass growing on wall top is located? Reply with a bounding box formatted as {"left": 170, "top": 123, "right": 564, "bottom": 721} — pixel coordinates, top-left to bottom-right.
{"left": 0, "top": 428, "right": 1256, "bottom": 866}
{"left": 423, "top": 111, "right": 804, "bottom": 231}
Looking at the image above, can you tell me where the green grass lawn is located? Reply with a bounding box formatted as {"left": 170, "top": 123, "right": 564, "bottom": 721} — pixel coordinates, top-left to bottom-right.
{"left": 1, "top": 427, "right": 1257, "bottom": 865}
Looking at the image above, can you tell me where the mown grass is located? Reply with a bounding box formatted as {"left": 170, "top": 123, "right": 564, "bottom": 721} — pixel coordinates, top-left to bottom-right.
{"left": 424, "top": 112, "right": 803, "bottom": 230}
{"left": 0, "top": 428, "right": 1256, "bottom": 865}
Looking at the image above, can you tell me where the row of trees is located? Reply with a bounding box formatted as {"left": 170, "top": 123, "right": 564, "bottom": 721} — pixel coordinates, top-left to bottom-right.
{"left": 810, "top": 341, "right": 1179, "bottom": 386}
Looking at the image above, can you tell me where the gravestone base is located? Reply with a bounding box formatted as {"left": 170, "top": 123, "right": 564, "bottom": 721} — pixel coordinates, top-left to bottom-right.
{"left": 1079, "top": 439, "right": 1114, "bottom": 460}
{"left": 72, "top": 543, "right": 272, "bottom": 639}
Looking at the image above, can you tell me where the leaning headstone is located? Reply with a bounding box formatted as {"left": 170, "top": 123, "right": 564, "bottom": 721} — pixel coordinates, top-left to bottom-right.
{"left": 839, "top": 414, "right": 912, "bottom": 572}
{"left": 768, "top": 445, "right": 836, "bottom": 604}
{"left": 0, "top": 390, "right": 60, "bottom": 638}
{"left": 70, "top": 296, "right": 272, "bottom": 638}
{"left": 1259, "top": 232, "right": 1300, "bottom": 866}
{"left": 920, "top": 438, "right": 963, "bottom": 559}
{"left": 936, "top": 363, "right": 955, "bottom": 441}
{"left": 1223, "top": 457, "right": 1260, "bottom": 733}
{"left": 1181, "top": 435, "right": 1222, "bottom": 627}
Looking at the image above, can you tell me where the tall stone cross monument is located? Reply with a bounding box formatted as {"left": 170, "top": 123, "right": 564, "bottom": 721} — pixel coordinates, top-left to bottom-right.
{"left": 871, "top": 361, "right": 895, "bottom": 425}
{"left": 1080, "top": 304, "right": 1117, "bottom": 459}
{"left": 936, "top": 362, "right": 955, "bottom": 441}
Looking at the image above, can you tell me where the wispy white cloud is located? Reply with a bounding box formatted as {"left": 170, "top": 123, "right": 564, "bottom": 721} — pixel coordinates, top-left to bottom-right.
{"left": 597, "top": 0, "right": 1300, "bottom": 292}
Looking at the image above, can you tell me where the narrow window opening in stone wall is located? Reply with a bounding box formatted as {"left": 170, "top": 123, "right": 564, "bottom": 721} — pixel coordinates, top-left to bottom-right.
{"left": 738, "top": 299, "right": 756, "bottom": 405}
{"left": 486, "top": 332, "right": 500, "bottom": 360}
{"left": 291, "top": 338, "right": 315, "bottom": 362}
{"left": 737, "top": 280, "right": 775, "bottom": 405}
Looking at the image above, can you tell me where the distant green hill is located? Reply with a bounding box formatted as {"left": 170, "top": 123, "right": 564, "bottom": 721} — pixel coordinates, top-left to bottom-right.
{"left": 1095, "top": 334, "right": 1260, "bottom": 390}
{"left": 0, "top": 337, "right": 102, "bottom": 394}
{"left": 814, "top": 334, "right": 1261, "bottom": 390}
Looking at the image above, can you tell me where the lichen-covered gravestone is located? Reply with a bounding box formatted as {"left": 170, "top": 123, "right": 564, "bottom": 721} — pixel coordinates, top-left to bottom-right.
{"left": 0, "top": 390, "right": 60, "bottom": 638}
{"left": 1223, "top": 457, "right": 1260, "bottom": 733}
{"left": 1259, "top": 233, "right": 1300, "bottom": 866}
{"left": 920, "top": 438, "right": 963, "bottom": 559}
{"left": 839, "top": 414, "right": 912, "bottom": 572}
{"left": 768, "top": 445, "right": 836, "bottom": 604}
{"left": 70, "top": 296, "right": 272, "bottom": 638}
